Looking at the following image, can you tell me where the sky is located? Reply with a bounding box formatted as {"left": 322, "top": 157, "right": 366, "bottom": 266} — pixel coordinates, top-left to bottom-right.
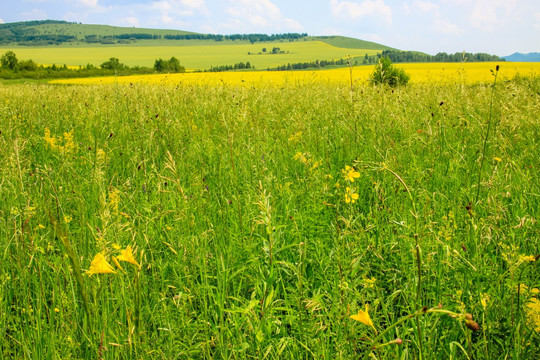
{"left": 1, "top": 0, "right": 539, "bottom": 56}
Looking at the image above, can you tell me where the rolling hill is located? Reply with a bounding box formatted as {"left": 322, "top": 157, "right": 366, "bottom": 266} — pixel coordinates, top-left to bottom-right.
{"left": 0, "top": 20, "right": 394, "bottom": 70}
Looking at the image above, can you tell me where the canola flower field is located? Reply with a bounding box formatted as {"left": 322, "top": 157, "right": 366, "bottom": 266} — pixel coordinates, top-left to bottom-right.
{"left": 1, "top": 65, "right": 539, "bottom": 359}
{"left": 50, "top": 61, "right": 540, "bottom": 86}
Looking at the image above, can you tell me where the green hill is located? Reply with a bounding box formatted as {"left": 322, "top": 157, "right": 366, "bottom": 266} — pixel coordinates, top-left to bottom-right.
{"left": 0, "top": 20, "right": 393, "bottom": 50}
{"left": 0, "top": 20, "right": 395, "bottom": 70}
{"left": 312, "top": 36, "right": 395, "bottom": 51}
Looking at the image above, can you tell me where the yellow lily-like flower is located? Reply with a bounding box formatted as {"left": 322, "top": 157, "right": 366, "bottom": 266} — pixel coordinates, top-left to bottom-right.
{"left": 86, "top": 252, "right": 116, "bottom": 276}
{"left": 117, "top": 246, "right": 140, "bottom": 268}
{"left": 345, "top": 187, "right": 359, "bottom": 204}
{"left": 350, "top": 304, "right": 377, "bottom": 333}
{"left": 342, "top": 165, "right": 360, "bottom": 182}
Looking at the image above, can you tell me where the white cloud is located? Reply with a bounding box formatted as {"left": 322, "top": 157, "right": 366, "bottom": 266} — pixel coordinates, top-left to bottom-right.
{"left": 76, "top": 0, "right": 99, "bottom": 7}
{"left": 330, "top": 0, "right": 392, "bottom": 24}
{"left": 435, "top": 18, "right": 463, "bottom": 35}
{"left": 0, "top": 18, "right": 4, "bottom": 24}
{"left": 469, "top": 0, "right": 518, "bottom": 31}
{"left": 118, "top": 17, "right": 140, "bottom": 27}
{"left": 361, "top": 33, "right": 383, "bottom": 42}
{"left": 412, "top": 0, "right": 463, "bottom": 35}
{"left": 22, "top": 8, "right": 48, "bottom": 20}
{"left": 223, "top": 0, "right": 303, "bottom": 32}
{"left": 534, "top": 12, "right": 540, "bottom": 30}
{"left": 413, "top": 0, "right": 438, "bottom": 13}
{"left": 151, "top": 0, "right": 209, "bottom": 21}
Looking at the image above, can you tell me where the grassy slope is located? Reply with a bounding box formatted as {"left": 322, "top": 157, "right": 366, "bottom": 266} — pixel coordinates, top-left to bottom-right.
{"left": 0, "top": 41, "right": 381, "bottom": 69}
{"left": 16, "top": 22, "right": 196, "bottom": 39}
{"left": 313, "top": 36, "right": 396, "bottom": 50}
{"left": 0, "top": 21, "right": 392, "bottom": 69}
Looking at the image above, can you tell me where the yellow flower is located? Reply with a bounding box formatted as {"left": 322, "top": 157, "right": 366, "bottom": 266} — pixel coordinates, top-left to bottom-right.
{"left": 342, "top": 165, "right": 360, "bottom": 182}
{"left": 345, "top": 187, "right": 359, "bottom": 204}
{"left": 350, "top": 304, "right": 377, "bottom": 332}
{"left": 112, "top": 256, "right": 125, "bottom": 273}
{"left": 63, "top": 215, "right": 72, "bottom": 223}
{"left": 86, "top": 252, "right": 116, "bottom": 276}
{"left": 526, "top": 298, "right": 540, "bottom": 332}
{"left": 481, "top": 293, "right": 490, "bottom": 310}
{"left": 493, "top": 157, "right": 502, "bottom": 162}
{"left": 117, "top": 246, "right": 140, "bottom": 268}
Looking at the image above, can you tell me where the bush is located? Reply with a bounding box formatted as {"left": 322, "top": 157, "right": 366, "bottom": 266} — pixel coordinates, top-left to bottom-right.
{"left": 370, "top": 57, "right": 409, "bottom": 87}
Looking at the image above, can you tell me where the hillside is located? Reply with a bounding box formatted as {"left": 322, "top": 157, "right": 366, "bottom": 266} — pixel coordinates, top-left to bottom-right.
{"left": 502, "top": 52, "right": 540, "bottom": 62}
{"left": 0, "top": 20, "right": 392, "bottom": 51}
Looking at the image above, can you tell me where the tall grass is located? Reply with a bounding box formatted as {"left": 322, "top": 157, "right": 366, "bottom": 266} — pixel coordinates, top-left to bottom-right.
{"left": 0, "top": 76, "right": 539, "bottom": 359}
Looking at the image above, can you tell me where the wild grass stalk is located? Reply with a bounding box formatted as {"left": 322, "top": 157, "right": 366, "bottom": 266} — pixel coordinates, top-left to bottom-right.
{"left": 474, "top": 65, "right": 499, "bottom": 204}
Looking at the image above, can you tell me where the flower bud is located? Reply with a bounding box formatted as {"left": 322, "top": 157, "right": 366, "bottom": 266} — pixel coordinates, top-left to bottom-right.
{"left": 465, "top": 319, "right": 480, "bottom": 331}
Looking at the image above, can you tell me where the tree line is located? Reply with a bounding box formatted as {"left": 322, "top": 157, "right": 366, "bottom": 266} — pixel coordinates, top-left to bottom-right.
{"left": 0, "top": 51, "right": 185, "bottom": 79}
{"left": 206, "top": 62, "right": 253, "bottom": 72}
{"left": 379, "top": 50, "right": 502, "bottom": 63}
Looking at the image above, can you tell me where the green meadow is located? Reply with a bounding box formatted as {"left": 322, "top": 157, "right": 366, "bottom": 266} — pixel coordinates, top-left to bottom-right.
{"left": 0, "top": 74, "right": 539, "bottom": 359}
{"left": 0, "top": 40, "right": 380, "bottom": 69}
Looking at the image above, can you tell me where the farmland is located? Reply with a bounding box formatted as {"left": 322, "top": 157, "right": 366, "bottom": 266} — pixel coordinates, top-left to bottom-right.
{"left": 0, "top": 40, "right": 381, "bottom": 70}
{"left": 1, "top": 63, "right": 539, "bottom": 359}
{"left": 50, "top": 61, "right": 540, "bottom": 86}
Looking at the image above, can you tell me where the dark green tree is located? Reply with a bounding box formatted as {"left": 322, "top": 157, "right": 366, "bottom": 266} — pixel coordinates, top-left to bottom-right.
{"left": 154, "top": 58, "right": 167, "bottom": 72}
{"left": 369, "top": 57, "right": 409, "bottom": 87}
{"left": 167, "top": 57, "right": 184, "bottom": 72}
{"left": 18, "top": 59, "right": 38, "bottom": 71}
{"left": 1, "top": 51, "right": 19, "bottom": 71}
{"left": 100, "top": 57, "right": 125, "bottom": 70}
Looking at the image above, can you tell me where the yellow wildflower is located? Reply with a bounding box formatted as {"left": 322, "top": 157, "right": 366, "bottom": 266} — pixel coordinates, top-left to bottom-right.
{"left": 64, "top": 215, "right": 72, "bottom": 223}
{"left": 481, "top": 293, "right": 490, "bottom": 310}
{"left": 293, "top": 152, "right": 308, "bottom": 164}
{"left": 117, "top": 246, "right": 140, "bottom": 268}
{"left": 493, "top": 157, "right": 502, "bottom": 162}
{"left": 350, "top": 304, "right": 377, "bottom": 333}
{"left": 112, "top": 256, "right": 125, "bottom": 273}
{"left": 345, "top": 187, "right": 359, "bottom": 204}
{"left": 342, "top": 165, "right": 360, "bottom": 182}
{"left": 526, "top": 298, "right": 540, "bottom": 332}
{"left": 86, "top": 252, "right": 116, "bottom": 276}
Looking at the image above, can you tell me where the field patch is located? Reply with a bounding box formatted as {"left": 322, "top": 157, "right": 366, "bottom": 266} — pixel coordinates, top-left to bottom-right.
{"left": 1, "top": 41, "right": 379, "bottom": 69}
{"left": 50, "top": 62, "right": 540, "bottom": 86}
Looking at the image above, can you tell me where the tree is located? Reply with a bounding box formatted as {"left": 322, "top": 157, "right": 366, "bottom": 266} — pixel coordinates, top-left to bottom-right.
{"left": 369, "top": 57, "right": 409, "bottom": 87}
{"left": 168, "top": 57, "right": 182, "bottom": 72}
{"left": 154, "top": 58, "right": 167, "bottom": 72}
{"left": 18, "top": 59, "right": 38, "bottom": 71}
{"left": 100, "top": 57, "right": 125, "bottom": 70}
{"left": 1, "top": 51, "right": 19, "bottom": 71}
{"left": 154, "top": 57, "right": 185, "bottom": 73}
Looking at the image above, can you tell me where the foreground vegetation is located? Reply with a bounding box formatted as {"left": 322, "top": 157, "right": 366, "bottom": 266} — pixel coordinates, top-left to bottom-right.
{"left": 0, "top": 73, "right": 539, "bottom": 358}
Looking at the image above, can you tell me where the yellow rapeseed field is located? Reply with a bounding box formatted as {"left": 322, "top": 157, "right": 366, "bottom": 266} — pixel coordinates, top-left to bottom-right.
{"left": 50, "top": 62, "right": 540, "bottom": 86}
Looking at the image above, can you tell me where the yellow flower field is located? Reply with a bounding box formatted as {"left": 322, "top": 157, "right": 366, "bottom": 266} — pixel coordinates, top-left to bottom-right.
{"left": 50, "top": 62, "right": 540, "bottom": 86}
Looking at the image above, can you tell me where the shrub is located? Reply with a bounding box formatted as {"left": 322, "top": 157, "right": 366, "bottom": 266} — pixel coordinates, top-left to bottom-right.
{"left": 370, "top": 57, "right": 410, "bottom": 87}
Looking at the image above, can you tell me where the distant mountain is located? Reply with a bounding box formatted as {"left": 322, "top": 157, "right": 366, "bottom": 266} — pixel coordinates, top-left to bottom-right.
{"left": 502, "top": 52, "right": 540, "bottom": 62}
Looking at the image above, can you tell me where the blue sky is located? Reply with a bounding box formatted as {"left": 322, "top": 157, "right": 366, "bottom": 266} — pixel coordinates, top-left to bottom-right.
{"left": 2, "top": 0, "right": 539, "bottom": 55}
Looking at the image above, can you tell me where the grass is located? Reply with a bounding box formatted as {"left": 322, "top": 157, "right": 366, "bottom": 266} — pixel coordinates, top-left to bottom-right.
{"left": 0, "top": 72, "right": 539, "bottom": 359}
{"left": 0, "top": 41, "right": 380, "bottom": 70}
